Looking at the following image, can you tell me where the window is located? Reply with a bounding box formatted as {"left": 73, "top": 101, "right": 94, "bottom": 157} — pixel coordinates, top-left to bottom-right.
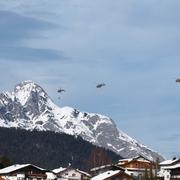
{"left": 72, "top": 173, "right": 76, "bottom": 177}
{"left": 17, "top": 178, "right": 25, "bottom": 180}
{"left": 121, "top": 176, "right": 126, "bottom": 180}
{"left": 113, "top": 177, "right": 119, "bottom": 180}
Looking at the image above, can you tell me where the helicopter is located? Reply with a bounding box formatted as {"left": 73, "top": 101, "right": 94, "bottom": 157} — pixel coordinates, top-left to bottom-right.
{"left": 96, "top": 83, "right": 106, "bottom": 88}
{"left": 176, "top": 78, "right": 180, "bottom": 83}
{"left": 57, "top": 88, "right": 66, "bottom": 93}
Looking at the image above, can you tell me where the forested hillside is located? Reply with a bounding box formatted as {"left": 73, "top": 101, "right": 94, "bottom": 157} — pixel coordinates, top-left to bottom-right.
{"left": 0, "top": 127, "right": 121, "bottom": 171}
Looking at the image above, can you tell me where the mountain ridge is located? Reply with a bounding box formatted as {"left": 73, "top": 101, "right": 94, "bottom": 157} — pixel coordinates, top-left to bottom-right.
{"left": 0, "top": 80, "right": 164, "bottom": 161}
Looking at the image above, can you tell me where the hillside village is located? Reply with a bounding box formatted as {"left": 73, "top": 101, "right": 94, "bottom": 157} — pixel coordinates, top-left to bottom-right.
{"left": 0, "top": 156, "right": 179, "bottom": 180}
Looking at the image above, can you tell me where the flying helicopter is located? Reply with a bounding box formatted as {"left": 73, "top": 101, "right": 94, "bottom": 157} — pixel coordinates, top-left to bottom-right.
{"left": 176, "top": 78, "right": 180, "bottom": 83}
{"left": 96, "top": 83, "right": 106, "bottom": 88}
{"left": 57, "top": 88, "right": 66, "bottom": 93}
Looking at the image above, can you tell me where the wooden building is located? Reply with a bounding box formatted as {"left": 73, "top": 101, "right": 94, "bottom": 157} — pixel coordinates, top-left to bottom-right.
{"left": 158, "top": 158, "right": 180, "bottom": 180}
{"left": 169, "top": 165, "right": 180, "bottom": 179}
{"left": 118, "top": 156, "right": 157, "bottom": 178}
{"left": 159, "top": 158, "right": 180, "bottom": 169}
{"left": 54, "top": 167, "right": 91, "bottom": 180}
{"left": 0, "top": 164, "right": 54, "bottom": 180}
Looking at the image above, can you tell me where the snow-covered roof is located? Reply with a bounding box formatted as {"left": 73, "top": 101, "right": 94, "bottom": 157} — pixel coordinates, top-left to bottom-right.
{"left": 76, "top": 169, "right": 91, "bottom": 177}
{"left": 125, "top": 167, "right": 148, "bottom": 171}
{"left": 119, "top": 158, "right": 133, "bottom": 162}
{"left": 90, "top": 164, "right": 112, "bottom": 172}
{"left": 118, "top": 156, "right": 151, "bottom": 165}
{"left": 160, "top": 159, "right": 179, "bottom": 166}
{"left": 52, "top": 167, "right": 66, "bottom": 174}
{"left": 118, "top": 158, "right": 133, "bottom": 165}
{"left": 0, "top": 164, "right": 45, "bottom": 174}
{"left": 162, "top": 164, "right": 180, "bottom": 170}
{"left": 91, "top": 170, "right": 120, "bottom": 180}
{"left": 53, "top": 167, "right": 90, "bottom": 177}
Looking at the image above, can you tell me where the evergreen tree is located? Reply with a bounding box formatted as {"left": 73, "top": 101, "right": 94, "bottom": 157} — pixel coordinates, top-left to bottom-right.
{"left": 0, "top": 155, "right": 11, "bottom": 168}
{"left": 0, "top": 127, "right": 121, "bottom": 170}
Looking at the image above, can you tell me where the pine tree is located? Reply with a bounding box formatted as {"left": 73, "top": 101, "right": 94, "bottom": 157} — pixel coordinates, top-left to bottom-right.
{"left": 0, "top": 155, "right": 11, "bottom": 168}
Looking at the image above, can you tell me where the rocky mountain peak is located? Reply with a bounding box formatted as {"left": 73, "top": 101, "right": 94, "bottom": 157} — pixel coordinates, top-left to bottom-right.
{"left": 14, "top": 80, "right": 49, "bottom": 106}
{"left": 0, "top": 81, "right": 164, "bottom": 161}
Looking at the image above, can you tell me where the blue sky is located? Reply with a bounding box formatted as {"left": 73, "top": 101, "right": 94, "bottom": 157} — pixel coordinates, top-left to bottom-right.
{"left": 0, "top": 0, "right": 180, "bottom": 159}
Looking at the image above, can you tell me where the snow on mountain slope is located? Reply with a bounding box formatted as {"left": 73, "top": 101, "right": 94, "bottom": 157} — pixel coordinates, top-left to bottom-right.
{"left": 0, "top": 81, "right": 163, "bottom": 161}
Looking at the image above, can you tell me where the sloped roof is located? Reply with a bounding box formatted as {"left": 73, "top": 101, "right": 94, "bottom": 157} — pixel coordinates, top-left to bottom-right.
{"left": 91, "top": 170, "right": 120, "bottom": 180}
{"left": 0, "top": 164, "right": 45, "bottom": 174}
{"left": 52, "top": 167, "right": 66, "bottom": 174}
{"left": 90, "top": 164, "right": 112, "bottom": 172}
{"left": 90, "top": 164, "right": 125, "bottom": 172}
{"left": 53, "top": 167, "right": 91, "bottom": 177}
{"left": 119, "top": 158, "right": 133, "bottom": 163}
{"left": 118, "top": 155, "right": 152, "bottom": 166}
{"left": 160, "top": 159, "right": 180, "bottom": 166}
{"left": 76, "top": 169, "right": 91, "bottom": 177}
{"left": 162, "top": 164, "right": 180, "bottom": 170}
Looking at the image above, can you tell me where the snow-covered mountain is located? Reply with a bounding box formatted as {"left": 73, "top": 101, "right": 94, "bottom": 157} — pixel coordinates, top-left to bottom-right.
{"left": 0, "top": 81, "right": 163, "bottom": 161}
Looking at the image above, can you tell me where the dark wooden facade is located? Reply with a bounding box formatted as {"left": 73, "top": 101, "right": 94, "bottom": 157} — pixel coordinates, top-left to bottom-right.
{"left": 120, "top": 159, "right": 156, "bottom": 169}
{"left": 0, "top": 165, "right": 47, "bottom": 179}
